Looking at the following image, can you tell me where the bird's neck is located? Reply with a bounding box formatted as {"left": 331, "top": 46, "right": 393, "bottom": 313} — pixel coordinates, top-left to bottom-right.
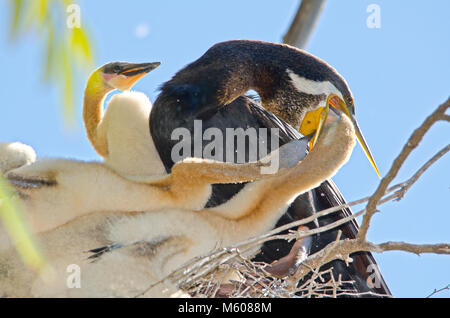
{"left": 83, "top": 71, "right": 113, "bottom": 157}
{"left": 168, "top": 40, "right": 348, "bottom": 129}
{"left": 227, "top": 113, "right": 356, "bottom": 240}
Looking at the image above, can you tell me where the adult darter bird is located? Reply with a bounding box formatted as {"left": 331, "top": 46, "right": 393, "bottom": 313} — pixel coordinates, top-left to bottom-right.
{"left": 149, "top": 40, "right": 391, "bottom": 297}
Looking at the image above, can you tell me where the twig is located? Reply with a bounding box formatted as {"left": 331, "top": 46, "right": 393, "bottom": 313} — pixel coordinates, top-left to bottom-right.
{"left": 394, "top": 144, "right": 450, "bottom": 200}
{"left": 426, "top": 284, "right": 450, "bottom": 298}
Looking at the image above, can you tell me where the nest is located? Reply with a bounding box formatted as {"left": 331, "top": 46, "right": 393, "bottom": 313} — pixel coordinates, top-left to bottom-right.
{"left": 139, "top": 239, "right": 369, "bottom": 298}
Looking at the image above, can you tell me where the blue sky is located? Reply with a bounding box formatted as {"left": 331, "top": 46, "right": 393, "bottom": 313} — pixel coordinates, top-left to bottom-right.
{"left": 0, "top": 0, "right": 449, "bottom": 297}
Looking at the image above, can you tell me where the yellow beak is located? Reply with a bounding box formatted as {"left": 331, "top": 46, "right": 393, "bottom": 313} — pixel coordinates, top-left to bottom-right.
{"left": 299, "top": 94, "right": 381, "bottom": 178}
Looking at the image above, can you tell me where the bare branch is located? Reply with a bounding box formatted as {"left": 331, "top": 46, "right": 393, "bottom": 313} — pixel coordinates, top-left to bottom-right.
{"left": 291, "top": 239, "right": 450, "bottom": 284}
{"left": 395, "top": 144, "right": 450, "bottom": 200}
{"left": 375, "top": 241, "right": 450, "bottom": 255}
{"left": 282, "top": 0, "right": 327, "bottom": 49}
{"left": 358, "top": 97, "right": 450, "bottom": 239}
{"left": 426, "top": 284, "right": 450, "bottom": 298}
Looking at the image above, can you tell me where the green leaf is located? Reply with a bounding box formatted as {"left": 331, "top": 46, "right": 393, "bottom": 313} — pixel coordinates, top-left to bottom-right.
{"left": 0, "top": 175, "right": 47, "bottom": 272}
{"left": 43, "top": 25, "right": 55, "bottom": 82}
{"left": 61, "top": 44, "right": 75, "bottom": 125}
{"left": 70, "top": 27, "right": 94, "bottom": 68}
{"left": 9, "top": 0, "right": 23, "bottom": 39}
{"left": 37, "top": 0, "right": 49, "bottom": 25}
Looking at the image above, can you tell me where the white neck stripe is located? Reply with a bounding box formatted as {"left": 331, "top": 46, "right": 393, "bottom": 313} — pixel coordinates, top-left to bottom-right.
{"left": 286, "top": 69, "right": 344, "bottom": 103}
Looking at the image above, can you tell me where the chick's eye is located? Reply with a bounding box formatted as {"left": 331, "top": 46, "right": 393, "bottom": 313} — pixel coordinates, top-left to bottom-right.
{"left": 113, "top": 65, "right": 121, "bottom": 73}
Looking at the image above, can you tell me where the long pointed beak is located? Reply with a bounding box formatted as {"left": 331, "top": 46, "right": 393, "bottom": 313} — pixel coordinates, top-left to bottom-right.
{"left": 117, "top": 62, "right": 160, "bottom": 90}
{"left": 349, "top": 113, "right": 381, "bottom": 178}
{"left": 330, "top": 95, "right": 381, "bottom": 178}
{"left": 120, "top": 62, "right": 161, "bottom": 77}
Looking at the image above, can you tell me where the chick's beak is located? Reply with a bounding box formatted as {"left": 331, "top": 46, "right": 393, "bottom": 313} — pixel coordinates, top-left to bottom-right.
{"left": 299, "top": 94, "right": 381, "bottom": 178}
{"left": 118, "top": 62, "right": 161, "bottom": 90}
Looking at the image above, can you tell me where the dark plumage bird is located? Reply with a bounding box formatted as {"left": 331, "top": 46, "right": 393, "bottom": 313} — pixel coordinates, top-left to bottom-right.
{"left": 149, "top": 40, "right": 391, "bottom": 297}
